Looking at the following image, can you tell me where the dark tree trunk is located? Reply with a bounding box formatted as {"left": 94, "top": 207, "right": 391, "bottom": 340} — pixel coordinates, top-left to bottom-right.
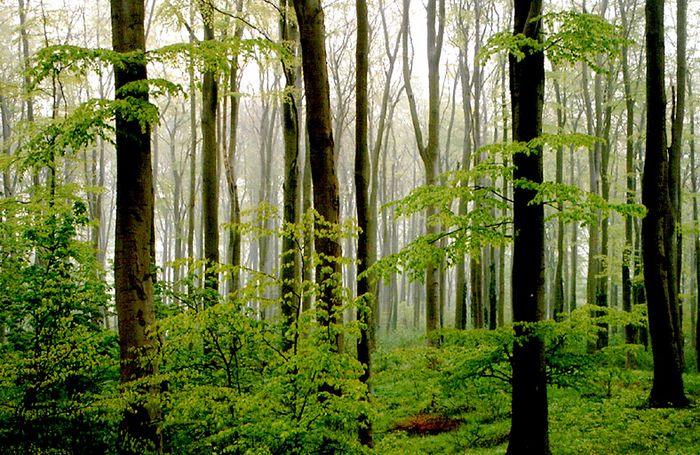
{"left": 642, "top": 0, "right": 688, "bottom": 408}
{"left": 355, "top": 0, "right": 373, "bottom": 445}
{"left": 619, "top": 0, "right": 638, "bottom": 349}
{"left": 110, "top": 0, "right": 160, "bottom": 451}
{"left": 280, "top": 0, "right": 302, "bottom": 335}
{"left": 669, "top": 0, "right": 687, "bottom": 368}
{"left": 506, "top": 1, "right": 550, "bottom": 453}
{"left": 292, "top": 0, "right": 341, "bottom": 331}
{"left": 201, "top": 7, "right": 219, "bottom": 292}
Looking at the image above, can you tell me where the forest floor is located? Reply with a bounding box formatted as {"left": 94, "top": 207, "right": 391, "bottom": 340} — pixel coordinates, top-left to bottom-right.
{"left": 370, "top": 330, "right": 700, "bottom": 454}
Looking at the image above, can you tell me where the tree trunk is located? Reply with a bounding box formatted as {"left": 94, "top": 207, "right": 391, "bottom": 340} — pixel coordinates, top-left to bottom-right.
{"left": 619, "top": 0, "right": 638, "bottom": 349}
{"left": 669, "top": 0, "right": 687, "bottom": 368}
{"left": 280, "top": 0, "right": 302, "bottom": 334}
{"left": 292, "top": 0, "right": 341, "bottom": 332}
{"left": 111, "top": 0, "right": 160, "bottom": 450}
{"left": 688, "top": 78, "right": 699, "bottom": 371}
{"left": 552, "top": 78, "right": 566, "bottom": 320}
{"left": 642, "top": 0, "right": 688, "bottom": 408}
{"left": 401, "top": 0, "right": 444, "bottom": 343}
{"left": 355, "top": 0, "right": 373, "bottom": 444}
{"left": 506, "top": 1, "right": 550, "bottom": 453}
{"left": 201, "top": 6, "right": 219, "bottom": 292}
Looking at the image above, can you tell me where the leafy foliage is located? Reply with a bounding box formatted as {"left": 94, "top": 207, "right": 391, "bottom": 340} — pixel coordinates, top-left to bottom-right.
{"left": 0, "top": 184, "right": 117, "bottom": 454}
{"left": 480, "top": 12, "right": 629, "bottom": 72}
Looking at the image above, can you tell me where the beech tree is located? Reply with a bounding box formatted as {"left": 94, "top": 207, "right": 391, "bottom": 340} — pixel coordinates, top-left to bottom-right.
{"left": 292, "top": 0, "right": 342, "bottom": 329}
{"left": 507, "top": 0, "right": 550, "bottom": 452}
{"left": 641, "top": 0, "right": 688, "bottom": 408}
{"left": 110, "top": 0, "right": 160, "bottom": 451}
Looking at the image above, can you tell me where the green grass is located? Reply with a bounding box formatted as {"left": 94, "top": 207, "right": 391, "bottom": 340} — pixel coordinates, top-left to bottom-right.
{"left": 370, "top": 332, "right": 700, "bottom": 454}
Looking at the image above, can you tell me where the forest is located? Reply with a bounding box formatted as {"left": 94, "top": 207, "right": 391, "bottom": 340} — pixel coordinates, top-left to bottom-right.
{"left": 0, "top": 0, "right": 699, "bottom": 452}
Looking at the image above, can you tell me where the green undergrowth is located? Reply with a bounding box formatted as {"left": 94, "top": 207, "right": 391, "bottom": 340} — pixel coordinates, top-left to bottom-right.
{"left": 371, "top": 329, "right": 700, "bottom": 454}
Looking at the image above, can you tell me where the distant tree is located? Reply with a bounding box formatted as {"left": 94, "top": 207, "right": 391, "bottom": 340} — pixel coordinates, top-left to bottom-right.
{"left": 110, "top": 0, "right": 161, "bottom": 451}
{"left": 641, "top": 0, "right": 688, "bottom": 408}
{"left": 401, "top": 0, "right": 445, "bottom": 343}
{"left": 507, "top": 0, "right": 550, "bottom": 453}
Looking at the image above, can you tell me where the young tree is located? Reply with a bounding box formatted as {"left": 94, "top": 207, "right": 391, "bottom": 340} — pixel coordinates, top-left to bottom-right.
{"left": 507, "top": 0, "right": 550, "bottom": 453}
{"left": 110, "top": 0, "right": 160, "bottom": 451}
{"left": 641, "top": 0, "right": 688, "bottom": 408}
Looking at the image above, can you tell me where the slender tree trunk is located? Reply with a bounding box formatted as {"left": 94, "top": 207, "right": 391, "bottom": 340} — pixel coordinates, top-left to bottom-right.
{"left": 355, "top": 0, "right": 373, "bottom": 444}
{"left": 111, "top": 0, "right": 160, "bottom": 450}
{"left": 201, "top": 5, "right": 219, "bottom": 292}
{"left": 620, "top": 0, "right": 638, "bottom": 350}
{"left": 642, "top": 0, "right": 688, "bottom": 408}
{"left": 507, "top": 1, "right": 550, "bottom": 453}
{"left": 669, "top": 0, "right": 687, "bottom": 368}
{"left": 688, "top": 79, "right": 699, "bottom": 371}
{"left": 280, "top": 0, "right": 302, "bottom": 333}
{"left": 186, "top": 3, "right": 197, "bottom": 266}
{"left": 552, "top": 78, "right": 566, "bottom": 320}
{"left": 401, "top": 0, "right": 444, "bottom": 343}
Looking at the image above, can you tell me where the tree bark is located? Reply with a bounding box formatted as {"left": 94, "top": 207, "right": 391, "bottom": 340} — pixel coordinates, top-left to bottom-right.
{"left": 280, "top": 0, "right": 302, "bottom": 334}
{"left": 111, "top": 0, "right": 160, "bottom": 450}
{"left": 201, "top": 5, "right": 219, "bottom": 292}
{"left": 401, "top": 0, "right": 444, "bottom": 343}
{"left": 642, "top": 0, "right": 688, "bottom": 408}
{"left": 669, "top": 0, "right": 687, "bottom": 368}
{"left": 292, "top": 0, "right": 341, "bottom": 332}
{"left": 506, "top": 1, "right": 550, "bottom": 453}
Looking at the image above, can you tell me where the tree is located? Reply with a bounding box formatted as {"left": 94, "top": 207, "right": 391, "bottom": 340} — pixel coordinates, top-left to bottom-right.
{"left": 641, "top": 0, "right": 688, "bottom": 408}
{"left": 355, "top": 0, "right": 373, "bottom": 445}
{"left": 669, "top": 0, "right": 687, "bottom": 367}
{"left": 279, "top": 0, "right": 301, "bottom": 332}
{"left": 507, "top": 0, "right": 550, "bottom": 453}
{"left": 401, "top": 0, "right": 445, "bottom": 342}
{"left": 111, "top": 0, "right": 160, "bottom": 451}
{"left": 201, "top": 1, "right": 219, "bottom": 292}
{"left": 292, "top": 0, "right": 342, "bottom": 330}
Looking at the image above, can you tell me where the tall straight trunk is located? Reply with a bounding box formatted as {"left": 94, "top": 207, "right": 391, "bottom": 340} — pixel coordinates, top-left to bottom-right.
{"left": 582, "top": 65, "right": 601, "bottom": 309}
{"left": 552, "top": 78, "right": 566, "bottom": 320}
{"left": 507, "top": 1, "right": 550, "bottom": 453}
{"left": 669, "top": 0, "right": 687, "bottom": 367}
{"left": 201, "top": 8, "right": 219, "bottom": 292}
{"left": 222, "top": 0, "right": 244, "bottom": 296}
{"left": 620, "top": 0, "right": 638, "bottom": 346}
{"left": 569, "top": 155, "right": 579, "bottom": 311}
{"left": 186, "top": 3, "right": 197, "bottom": 265}
{"left": 111, "top": 0, "right": 160, "bottom": 450}
{"left": 689, "top": 79, "right": 699, "bottom": 371}
{"left": 280, "top": 0, "right": 302, "bottom": 331}
{"left": 498, "top": 53, "right": 508, "bottom": 326}
{"left": 401, "top": 0, "right": 444, "bottom": 342}
{"left": 642, "top": 0, "right": 688, "bottom": 408}
{"left": 292, "top": 0, "right": 341, "bottom": 331}
{"left": 355, "top": 0, "right": 373, "bottom": 444}
{"left": 455, "top": 47, "right": 472, "bottom": 329}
